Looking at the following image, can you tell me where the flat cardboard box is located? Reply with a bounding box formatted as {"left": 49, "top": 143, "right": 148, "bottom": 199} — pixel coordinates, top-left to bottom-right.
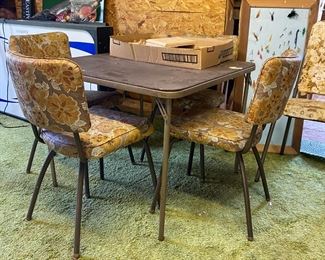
{"left": 110, "top": 35, "right": 234, "bottom": 69}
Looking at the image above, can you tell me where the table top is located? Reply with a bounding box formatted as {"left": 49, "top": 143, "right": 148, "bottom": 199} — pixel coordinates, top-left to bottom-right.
{"left": 73, "top": 54, "right": 255, "bottom": 99}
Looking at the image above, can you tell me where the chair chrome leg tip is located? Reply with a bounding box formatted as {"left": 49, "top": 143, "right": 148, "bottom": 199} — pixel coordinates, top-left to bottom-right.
{"left": 254, "top": 178, "right": 260, "bottom": 182}
{"left": 149, "top": 208, "right": 155, "bottom": 214}
{"left": 158, "top": 235, "right": 165, "bottom": 241}
{"left": 26, "top": 216, "right": 32, "bottom": 221}
{"left": 72, "top": 253, "right": 80, "bottom": 259}
{"left": 247, "top": 236, "right": 254, "bottom": 241}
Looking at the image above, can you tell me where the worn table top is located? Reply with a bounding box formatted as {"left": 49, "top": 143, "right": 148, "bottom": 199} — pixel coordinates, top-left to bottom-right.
{"left": 73, "top": 54, "right": 255, "bottom": 99}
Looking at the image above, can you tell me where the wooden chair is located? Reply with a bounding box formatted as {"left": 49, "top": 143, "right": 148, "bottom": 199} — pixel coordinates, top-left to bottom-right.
{"left": 167, "top": 56, "right": 301, "bottom": 240}
{"left": 6, "top": 49, "right": 156, "bottom": 258}
{"left": 8, "top": 32, "right": 132, "bottom": 179}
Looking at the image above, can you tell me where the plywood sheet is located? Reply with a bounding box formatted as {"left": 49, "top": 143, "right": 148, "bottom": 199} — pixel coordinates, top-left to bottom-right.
{"left": 105, "top": 0, "right": 227, "bottom": 36}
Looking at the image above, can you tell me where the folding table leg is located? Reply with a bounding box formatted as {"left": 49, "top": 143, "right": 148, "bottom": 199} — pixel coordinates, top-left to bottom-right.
{"left": 156, "top": 98, "right": 172, "bottom": 241}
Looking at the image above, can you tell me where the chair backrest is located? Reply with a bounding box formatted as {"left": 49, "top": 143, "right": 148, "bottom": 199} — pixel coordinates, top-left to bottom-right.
{"left": 297, "top": 21, "right": 325, "bottom": 95}
{"left": 6, "top": 50, "right": 91, "bottom": 133}
{"left": 245, "top": 56, "right": 301, "bottom": 125}
{"left": 9, "top": 32, "right": 71, "bottom": 59}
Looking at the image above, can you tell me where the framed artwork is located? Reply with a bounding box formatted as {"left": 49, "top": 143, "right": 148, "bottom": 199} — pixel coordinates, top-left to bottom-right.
{"left": 235, "top": 0, "right": 319, "bottom": 153}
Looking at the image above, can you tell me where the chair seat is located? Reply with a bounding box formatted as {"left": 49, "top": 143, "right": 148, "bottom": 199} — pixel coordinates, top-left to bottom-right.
{"left": 85, "top": 90, "right": 123, "bottom": 107}
{"left": 284, "top": 98, "right": 325, "bottom": 122}
{"left": 41, "top": 106, "right": 154, "bottom": 159}
{"left": 172, "top": 89, "right": 225, "bottom": 114}
{"left": 171, "top": 108, "right": 262, "bottom": 152}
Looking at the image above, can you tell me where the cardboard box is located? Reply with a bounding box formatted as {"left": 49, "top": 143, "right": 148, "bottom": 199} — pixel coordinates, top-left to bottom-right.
{"left": 110, "top": 35, "right": 234, "bottom": 69}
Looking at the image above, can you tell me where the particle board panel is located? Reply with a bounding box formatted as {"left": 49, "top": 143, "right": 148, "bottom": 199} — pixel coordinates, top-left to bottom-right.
{"left": 105, "top": 0, "right": 228, "bottom": 36}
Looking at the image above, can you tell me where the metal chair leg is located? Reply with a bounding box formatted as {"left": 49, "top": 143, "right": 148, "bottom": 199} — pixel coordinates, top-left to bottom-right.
{"left": 280, "top": 117, "right": 292, "bottom": 155}
{"left": 150, "top": 138, "right": 175, "bottom": 213}
{"left": 50, "top": 158, "right": 58, "bottom": 187}
{"left": 200, "top": 144, "right": 205, "bottom": 182}
{"left": 237, "top": 152, "right": 254, "bottom": 241}
{"left": 255, "top": 122, "right": 276, "bottom": 182}
{"left": 48, "top": 147, "right": 58, "bottom": 187}
{"left": 140, "top": 104, "right": 158, "bottom": 162}
{"left": 150, "top": 170, "right": 161, "bottom": 214}
{"left": 234, "top": 153, "right": 240, "bottom": 174}
{"left": 26, "top": 150, "right": 56, "bottom": 221}
{"left": 73, "top": 160, "right": 86, "bottom": 259}
{"left": 128, "top": 145, "right": 136, "bottom": 165}
{"left": 99, "top": 158, "right": 105, "bottom": 180}
{"left": 252, "top": 147, "right": 270, "bottom": 201}
{"left": 84, "top": 160, "right": 90, "bottom": 198}
{"left": 187, "top": 142, "right": 195, "bottom": 176}
{"left": 26, "top": 138, "right": 38, "bottom": 174}
{"left": 143, "top": 140, "right": 157, "bottom": 188}
{"left": 140, "top": 138, "right": 147, "bottom": 163}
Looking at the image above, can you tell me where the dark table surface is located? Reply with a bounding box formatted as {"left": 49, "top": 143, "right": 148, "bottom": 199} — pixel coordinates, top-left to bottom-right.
{"left": 74, "top": 54, "right": 255, "bottom": 99}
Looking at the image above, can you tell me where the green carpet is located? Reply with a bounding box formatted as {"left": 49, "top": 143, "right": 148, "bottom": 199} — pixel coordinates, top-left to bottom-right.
{"left": 0, "top": 114, "right": 324, "bottom": 259}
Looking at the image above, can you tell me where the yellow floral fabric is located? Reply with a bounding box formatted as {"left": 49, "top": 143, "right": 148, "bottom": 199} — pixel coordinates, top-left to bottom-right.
{"left": 245, "top": 56, "right": 301, "bottom": 125}
{"left": 8, "top": 31, "right": 123, "bottom": 112}
{"left": 9, "top": 32, "right": 71, "bottom": 59}
{"left": 171, "top": 108, "right": 262, "bottom": 152}
{"left": 41, "top": 106, "right": 154, "bottom": 159}
{"left": 298, "top": 21, "right": 325, "bottom": 95}
{"left": 6, "top": 50, "right": 91, "bottom": 133}
{"left": 172, "top": 89, "right": 225, "bottom": 114}
{"left": 284, "top": 98, "right": 325, "bottom": 122}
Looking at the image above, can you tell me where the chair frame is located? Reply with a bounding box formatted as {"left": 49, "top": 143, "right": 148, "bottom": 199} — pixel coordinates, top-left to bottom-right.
{"left": 150, "top": 125, "right": 271, "bottom": 240}
{"left": 26, "top": 125, "right": 156, "bottom": 258}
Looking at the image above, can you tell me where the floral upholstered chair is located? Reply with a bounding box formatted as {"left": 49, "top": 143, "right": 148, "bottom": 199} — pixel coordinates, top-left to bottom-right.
{"left": 9, "top": 32, "right": 126, "bottom": 180}
{"left": 168, "top": 56, "right": 301, "bottom": 240}
{"left": 279, "top": 21, "right": 325, "bottom": 154}
{"left": 6, "top": 49, "right": 156, "bottom": 258}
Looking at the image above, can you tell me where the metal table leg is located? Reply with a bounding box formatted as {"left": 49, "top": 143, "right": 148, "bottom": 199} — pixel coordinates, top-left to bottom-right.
{"left": 156, "top": 98, "right": 172, "bottom": 241}
{"left": 242, "top": 73, "right": 251, "bottom": 113}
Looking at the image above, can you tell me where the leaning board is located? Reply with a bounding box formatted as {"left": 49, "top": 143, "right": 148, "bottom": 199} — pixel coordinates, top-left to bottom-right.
{"left": 105, "top": 0, "right": 228, "bottom": 36}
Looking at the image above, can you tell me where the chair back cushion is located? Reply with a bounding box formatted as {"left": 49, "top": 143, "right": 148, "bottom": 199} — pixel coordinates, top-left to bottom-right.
{"left": 9, "top": 32, "right": 71, "bottom": 59}
{"left": 298, "top": 21, "right": 325, "bottom": 95}
{"left": 6, "top": 50, "right": 91, "bottom": 133}
{"left": 245, "top": 56, "right": 301, "bottom": 125}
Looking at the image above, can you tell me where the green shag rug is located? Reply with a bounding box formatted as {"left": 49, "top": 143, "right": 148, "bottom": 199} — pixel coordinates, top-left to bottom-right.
{"left": 0, "top": 114, "right": 324, "bottom": 259}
